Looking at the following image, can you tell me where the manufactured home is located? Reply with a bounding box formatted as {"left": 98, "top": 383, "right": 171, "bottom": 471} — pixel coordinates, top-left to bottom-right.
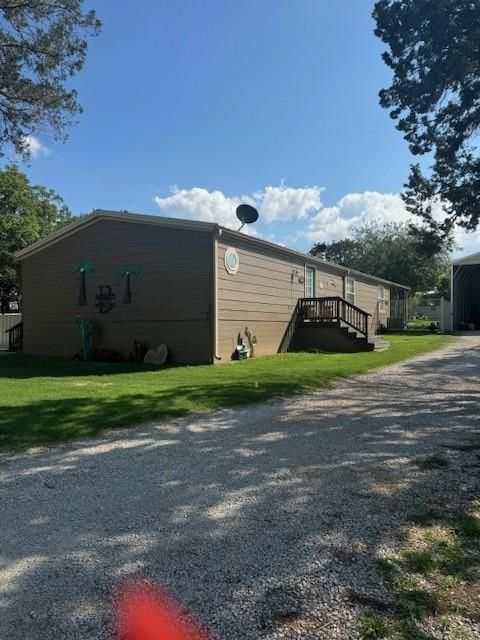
{"left": 15, "top": 210, "right": 408, "bottom": 363}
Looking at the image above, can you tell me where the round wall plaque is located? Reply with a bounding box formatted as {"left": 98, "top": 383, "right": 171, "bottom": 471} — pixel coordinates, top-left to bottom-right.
{"left": 224, "top": 247, "right": 239, "bottom": 274}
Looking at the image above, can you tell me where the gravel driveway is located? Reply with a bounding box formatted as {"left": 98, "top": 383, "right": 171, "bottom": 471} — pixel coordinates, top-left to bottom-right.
{"left": 1, "top": 336, "right": 480, "bottom": 640}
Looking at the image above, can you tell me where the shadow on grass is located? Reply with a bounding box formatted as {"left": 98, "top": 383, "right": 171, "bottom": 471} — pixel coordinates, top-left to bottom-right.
{"left": 0, "top": 353, "right": 165, "bottom": 379}
{"left": 0, "top": 334, "right": 467, "bottom": 451}
{"left": 0, "top": 380, "right": 308, "bottom": 450}
{"left": 0, "top": 331, "right": 455, "bottom": 380}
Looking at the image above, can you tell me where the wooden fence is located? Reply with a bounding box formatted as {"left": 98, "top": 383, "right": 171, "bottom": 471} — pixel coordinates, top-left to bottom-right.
{"left": 0, "top": 314, "right": 22, "bottom": 349}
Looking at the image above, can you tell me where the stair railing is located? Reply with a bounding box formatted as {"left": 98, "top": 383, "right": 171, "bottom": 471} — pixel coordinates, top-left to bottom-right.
{"left": 278, "top": 300, "right": 302, "bottom": 353}
{"left": 5, "top": 321, "right": 23, "bottom": 351}
{"left": 298, "top": 297, "right": 370, "bottom": 340}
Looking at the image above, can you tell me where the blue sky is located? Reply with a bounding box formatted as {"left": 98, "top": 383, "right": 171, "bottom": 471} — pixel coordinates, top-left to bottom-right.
{"left": 7, "top": 1, "right": 477, "bottom": 254}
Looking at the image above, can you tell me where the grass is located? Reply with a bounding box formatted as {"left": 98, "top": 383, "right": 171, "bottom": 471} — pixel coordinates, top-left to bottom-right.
{"left": 0, "top": 333, "right": 454, "bottom": 451}
{"left": 413, "top": 454, "right": 450, "bottom": 470}
{"left": 361, "top": 504, "right": 480, "bottom": 640}
{"left": 358, "top": 611, "right": 390, "bottom": 638}
{"left": 406, "top": 318, "right": 438, "bottom": 330}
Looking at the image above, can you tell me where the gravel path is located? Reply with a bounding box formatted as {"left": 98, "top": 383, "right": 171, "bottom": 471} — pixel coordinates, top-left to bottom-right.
{"left": 1, "top": 336, "right": 480, "bottom": 640}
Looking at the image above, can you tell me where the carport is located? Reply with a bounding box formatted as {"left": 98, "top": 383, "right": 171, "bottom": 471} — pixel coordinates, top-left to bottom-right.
{"left": 452, "top": 251, "right": 480, "bottom": 330}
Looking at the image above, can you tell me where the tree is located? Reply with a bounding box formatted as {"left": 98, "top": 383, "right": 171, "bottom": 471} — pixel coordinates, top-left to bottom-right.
{"left": 373, "top": 0, "right": 480, "bottom": 241}
{"left": 310, "top": 222, "right": 451, "bottom": 294}
{"left": 0, "top": 164, "right": 71, "bottom": 311}
{"left": 310, "top": 239, "right": 362, "bottom": 267}
{"left": 0, "top": 1, "right": 101, "bottom": 156}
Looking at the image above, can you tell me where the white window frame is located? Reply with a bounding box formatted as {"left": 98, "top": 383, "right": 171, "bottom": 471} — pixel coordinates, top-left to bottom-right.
{"left": 305, "top": 266, "right": 316, "bottom": 298}
{"left": 345, "top": 276, "right": 355, "bottom": 305}
{"left": 377, "top": 285, "right": 386, "bottom": 312}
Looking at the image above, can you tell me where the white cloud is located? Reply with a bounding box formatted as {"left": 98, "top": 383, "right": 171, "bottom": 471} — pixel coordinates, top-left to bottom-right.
{"left": 453, "top": 227, "right": 480, "bottom": 258}
{"left": 154, "top": 184, "right": 480, "bottom": 259}
{"left": 255, "top": 184, "right": 323, "bottom": 222}
{"left": 23, "top": 135, "right": 49, "bottom": 159}
{"left": 305, "top": 191, "right": 410, "bottom": 243}
{"left": 154, "top": 184, "right": 324, "bottom": 229}
{"left": 154, "top": 187, "right": 238, "bottom": 226}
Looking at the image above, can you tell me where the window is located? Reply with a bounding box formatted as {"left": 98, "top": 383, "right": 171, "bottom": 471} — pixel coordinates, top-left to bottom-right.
{"left": 377, "top": 285, "right": 386, "bottom": 312}
{"left": 345, "top": 276, "right": 355, "bottom": 304}
{"left": 305, "top": 266, "right": 316, "bottom": 297}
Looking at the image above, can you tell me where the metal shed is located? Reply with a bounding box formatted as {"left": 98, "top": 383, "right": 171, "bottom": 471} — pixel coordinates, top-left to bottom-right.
{"left": 452, "top": 251, "right": 480, "bottom": 330}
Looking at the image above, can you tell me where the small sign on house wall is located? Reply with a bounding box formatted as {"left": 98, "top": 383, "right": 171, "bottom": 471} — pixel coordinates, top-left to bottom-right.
{"left": 318, "top": 278, "right": 338, "bottom": 290}
{"left": 95, "top": 285, "right": 116, "bottom": 313}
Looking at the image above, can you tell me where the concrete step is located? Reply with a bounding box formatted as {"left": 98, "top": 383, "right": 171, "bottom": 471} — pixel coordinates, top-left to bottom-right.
{"left": 343, "top": 326, "right": 391, "bottom": 351}
{"left": 368, "top": 336, "right": 391, "bottom": 351}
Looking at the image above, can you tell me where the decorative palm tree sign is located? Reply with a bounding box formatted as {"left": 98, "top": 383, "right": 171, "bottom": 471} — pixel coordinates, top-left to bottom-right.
{"left": 117, "top": 265, "right": 140, "bottom": 303}
{"left": 73, "top": 260, "right": 95, "bottom": 305}
{"left": 75, "top": 316, "right": 93, "bottom": 361}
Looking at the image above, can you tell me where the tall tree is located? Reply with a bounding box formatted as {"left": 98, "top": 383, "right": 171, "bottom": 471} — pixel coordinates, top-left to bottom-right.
{"left": 373, "top": 0, "right": 480, "bottom": 241}
{"left": 0, "top": 0, "right": 101, "bottom": 156}
{"left": 311, "top": 222, "right": 451, "bottom": 294}
{"left": 310, "top": 239, "right": 362, "bottom": 267}
{"left": 0, "top": 164, "right": 71, "bottom": 311}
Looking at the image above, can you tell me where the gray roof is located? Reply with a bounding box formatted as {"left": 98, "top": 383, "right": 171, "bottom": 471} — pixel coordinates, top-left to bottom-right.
{"left": 452, "top": 250, "right": 480, "bottom": 266}
{"left": 16, "top": 209, "right": 409, "bottom": 290}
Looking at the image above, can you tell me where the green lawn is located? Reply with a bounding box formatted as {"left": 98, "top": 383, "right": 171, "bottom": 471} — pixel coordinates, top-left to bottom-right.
{"left": 406, "top": 317, "right": 438, "bottom": 330}
{"left": 361, "top": 504, "right": 480, "bottom": 639}
{"left": 0, "top": 333, "right": 454, "bottom": 451}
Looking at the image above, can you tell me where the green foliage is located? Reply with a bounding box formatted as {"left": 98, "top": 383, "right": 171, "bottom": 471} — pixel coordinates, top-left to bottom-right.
{"left": 373, "top": 0, "right": 480, "bottom": 241}
{"left": 371, "top": 506, "right": 480, "bottom": 639}
{"left": 0, "top": 164, "right": 72, "bottom": 302}
{"left": 413, "top": 454, "right": 450, "bottom": 470}
{"left": 310, "top": 222, "right": 450, "bottom": 294}
{"left": 435, "top": 269, "right": 451, "bottom": 300}
{"left": 402, "top": 550, "right": 436, "bottom": 574}
{"left": 0, "top": 333, "right": 454, "bottom": 450}
{"left": 455, "top": 514, "right": 480, "bottom": 538}
{"left": 394, "top": 621, "right": 430, "bottom": 640}
{"left": 0, "top": 0, "right": 101, "bottom": 155}
{"left": 310, "top": 238, "right": 362, "bottom": 267}
{"left": 359, "top": 611, "right": 390, "bottom": 639}
{"left": 398, "top": 588, "right": 440, "bottom": 619}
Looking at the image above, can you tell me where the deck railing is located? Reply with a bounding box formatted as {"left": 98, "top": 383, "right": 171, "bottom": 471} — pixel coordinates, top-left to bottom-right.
{"left": 5, "top": 321, "right": 23, "bottom": 351}
{"left": 278, "top": 297, "right": 370, "bottom": 353}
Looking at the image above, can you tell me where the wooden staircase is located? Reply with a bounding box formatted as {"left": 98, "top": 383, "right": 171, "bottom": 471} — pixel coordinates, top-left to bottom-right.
{"left": 279, "top": 297, "right": 390, "bottom": 353}
{"left": 335, "top": 322, "right": 390, "bottom": 352}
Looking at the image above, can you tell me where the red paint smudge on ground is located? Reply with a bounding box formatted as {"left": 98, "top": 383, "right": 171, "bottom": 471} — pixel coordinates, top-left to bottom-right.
{"left": 114, "top": 581, "right": 211, "bottom": 640}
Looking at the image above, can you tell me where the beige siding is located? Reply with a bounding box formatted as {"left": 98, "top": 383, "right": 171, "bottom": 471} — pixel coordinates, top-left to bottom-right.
{"left": 348, "top": 276, "right": 391, "bottom": 332}
{"left": 21, "top": 216, "right": 402, "bottom": 365}
{"left": 216, "top": 236, "right": 344, "bottom": 361}
{"left": 22, "top": 219, "right": 213, "bottom": 364}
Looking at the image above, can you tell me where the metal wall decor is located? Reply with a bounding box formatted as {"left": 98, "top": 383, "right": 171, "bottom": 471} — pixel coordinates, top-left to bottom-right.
{"left": 75, "top": 316, "right": 93, "bottom": 361}
{"left": 95, "top": 285, "right": 116, "bottom": 313}
{"left": 116, "top": 265, "right": 140, "bottom": 303}
{"left": 73, "top": 260, "right": 95, "bottom": 305}
{"left": 73, "top": 262, "right": 140, "bottom": 310}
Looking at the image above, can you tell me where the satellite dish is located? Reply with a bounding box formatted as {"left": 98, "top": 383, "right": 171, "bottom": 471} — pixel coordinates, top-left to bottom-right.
{"left": 236, "top": 204, "right": 259, "bottom": 231}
